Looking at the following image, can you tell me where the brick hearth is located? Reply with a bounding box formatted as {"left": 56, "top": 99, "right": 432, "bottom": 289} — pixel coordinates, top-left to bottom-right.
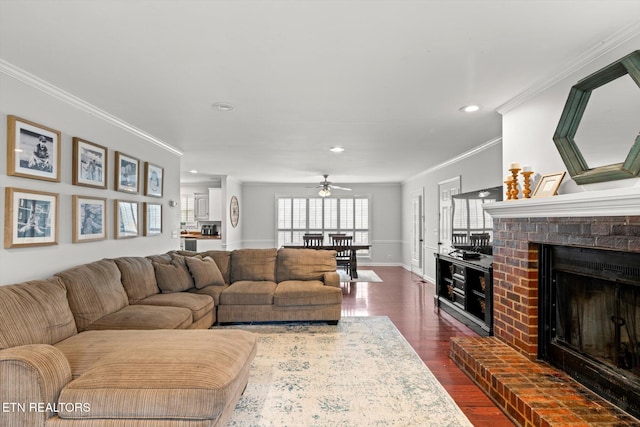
{"left": 451, "top": 215, "right": 640, "bottom": 426}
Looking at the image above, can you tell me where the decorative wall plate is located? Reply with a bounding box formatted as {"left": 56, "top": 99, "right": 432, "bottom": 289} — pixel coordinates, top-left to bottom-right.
{"left": 230, "top": 195, "right": 239, "bottom": 228}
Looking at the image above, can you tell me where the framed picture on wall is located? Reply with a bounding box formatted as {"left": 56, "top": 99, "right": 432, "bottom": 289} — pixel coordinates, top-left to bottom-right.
{"left": 114, "top": 152, "right": 139, "bottom": 194}
{"left": 72, "top": 196, "right": 107, "bottom": 243}
{"left": 7, "top": 115, "right": 61, "bottom": 182}
{"left": 115, "top": 200, "right": 139, "bottom": 239}
{"left": 143, "top": 202, "right": 162, "bottom": 236}
{"left": 73, "top": 138, "right": 108, "bottom": 189}
{"left": 4, "top": 187, "right": 59, "bottom": 248}
{"left": 144, "top": 162, "right": 164, "bottom": 197}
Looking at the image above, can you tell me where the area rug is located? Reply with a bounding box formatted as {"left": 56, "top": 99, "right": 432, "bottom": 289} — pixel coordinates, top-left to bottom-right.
{"left": 337, "top": 269, "right": 383, "bottom": 282}
{"left": 223, "top": 316, "right": 472, "bottom": 426}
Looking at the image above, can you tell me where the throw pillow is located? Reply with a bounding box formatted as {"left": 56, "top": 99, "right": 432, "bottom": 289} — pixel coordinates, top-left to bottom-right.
{"left": 153, "top": 255, "right": 194, "bottom": 293}
{"left": 185, "top": 256, "right": 226, "bottom": 289}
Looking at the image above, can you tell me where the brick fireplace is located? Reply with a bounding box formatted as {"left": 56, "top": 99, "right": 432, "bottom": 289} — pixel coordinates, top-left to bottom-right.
{"left": 449, "top": 189, "right": 640, "bottom": 426}
{"left": 492, "top": 215, "right": 640, "bottom": 358}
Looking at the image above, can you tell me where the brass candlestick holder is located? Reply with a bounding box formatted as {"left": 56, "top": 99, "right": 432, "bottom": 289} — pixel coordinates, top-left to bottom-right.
{"left": 521, "top": 171, "right": 534, "bottom": 198}
{"left": 504, "top": 178, "right": 514, "bottom": 200}
{"left": 509, "top": 168, "right": 520, "bottom": 200}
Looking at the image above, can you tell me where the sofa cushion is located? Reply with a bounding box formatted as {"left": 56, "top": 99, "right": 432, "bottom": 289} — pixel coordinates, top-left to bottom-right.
{"left": 114, "top": 257, "right": 160, "bottom": 303}
{"left": 185, "top": 255, "right": 225, "bottom": 288}
{"left": 189, "top": 285, "right": 228, "bottom": 305}
{"left": 153, "top": 255, "right": 194, "bottom": 293}
{"left": 56, "top": 259, "right": 129, "bottom": 332}
{"left": 274, "top": 280, "right": 343, "bottom": 306}
{"left": 56, "top": 329, "right": 257, "bottom": 421}
{"left": 84, "top": 305, "right": 192, "bottom": 331}
{"left": 220, "top": 280, "right": 277, "bottom": 305}
{"left": 230, "top": 248, "right": 277, "bottom": 283}
{"left": 0, "top": 277, "right": 77, "bottom": 349}
{"left": 276, "top": 248, "right": 337, "bottom": 282}
{"left": 137, "top": 292, "right": 214, "bottom": 322}
{"left": 198, "top": 250, "right": 231, "bottom": 284}
{"left": 146, "top": 253, "right": 172, "bottom": 264}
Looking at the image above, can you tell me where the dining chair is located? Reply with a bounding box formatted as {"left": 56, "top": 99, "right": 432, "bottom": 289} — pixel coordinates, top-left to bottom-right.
{"left": 328, "top": 233, "right": 346, "bottom": 244}
{"left": 332, "top": 235, "right": 353, "bottom": 278}
{"left": 452, "top": 233, "right": 468, "bottom": 245}
{"left": 303, "top": 234, "right": 324, "bottom": 247}
{"left": 470, "top": 232, "right": 490, "bottom": 247}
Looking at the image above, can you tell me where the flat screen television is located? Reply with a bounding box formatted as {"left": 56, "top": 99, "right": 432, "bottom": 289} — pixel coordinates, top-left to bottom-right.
{"left": 451, "top": 185, "right": 503, "bottom": 255}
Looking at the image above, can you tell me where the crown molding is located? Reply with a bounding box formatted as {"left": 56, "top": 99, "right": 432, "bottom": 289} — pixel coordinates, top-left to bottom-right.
{"left": 404, "top": 136, "right": 502, "bottom": 183}
{"left": 497, "top": 20, "right": 640, "bottom": 115}
{"left": 0, "top": 59, "right": 183, "bottom": 157}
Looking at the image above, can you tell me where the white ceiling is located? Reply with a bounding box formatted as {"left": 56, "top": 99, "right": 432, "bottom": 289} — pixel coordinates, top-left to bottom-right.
{"left": 1, "top": 1, "right": 639, "bottom": 186}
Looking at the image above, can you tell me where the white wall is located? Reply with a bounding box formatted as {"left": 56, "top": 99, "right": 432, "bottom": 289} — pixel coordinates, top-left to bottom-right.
{"left": 502, "top": 36, "right": 640, "bottom": 195}
{"left": 241, "top": 182, "right": 403, "bottom": 265}
{"left": 401, "top": 141, "right": 503, "bottom": 282}
{"left": 0, "top": 74, "right": 182, "bottom": 285}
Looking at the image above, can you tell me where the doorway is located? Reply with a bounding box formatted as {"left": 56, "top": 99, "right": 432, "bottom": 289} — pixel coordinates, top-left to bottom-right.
{"left": 410, "top": 189, "right": 424, "bottom": 276}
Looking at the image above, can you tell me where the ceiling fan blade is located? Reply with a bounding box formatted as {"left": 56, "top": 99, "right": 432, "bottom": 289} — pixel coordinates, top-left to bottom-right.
{"left": 330, "top": 185, "right": 352, "bottom": 191}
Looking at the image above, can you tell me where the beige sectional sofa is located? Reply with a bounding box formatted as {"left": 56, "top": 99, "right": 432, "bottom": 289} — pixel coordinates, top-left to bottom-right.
{"left": 0, "top": 247, "right": 341, "bottom": 426}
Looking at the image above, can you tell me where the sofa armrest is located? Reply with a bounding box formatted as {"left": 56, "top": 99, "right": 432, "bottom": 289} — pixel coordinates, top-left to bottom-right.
{"left": 323, "top": 271, "right": 341, "bottom": 288}
{"left": 0, "top": 344, "right": 72, "bottom": 425}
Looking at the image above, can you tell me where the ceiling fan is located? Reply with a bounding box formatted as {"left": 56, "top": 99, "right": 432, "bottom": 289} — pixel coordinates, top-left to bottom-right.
{"left": 314, "top": 174, "right": 352, "bottom": 197}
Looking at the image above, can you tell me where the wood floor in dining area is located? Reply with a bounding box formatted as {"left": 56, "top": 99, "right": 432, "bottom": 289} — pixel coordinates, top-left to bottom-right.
{"left": 340, "top": 265, "right": 515, "bottom": 427}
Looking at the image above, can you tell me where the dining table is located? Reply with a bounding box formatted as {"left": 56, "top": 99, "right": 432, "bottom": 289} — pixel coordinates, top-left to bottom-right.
{"left": 283, "top": 244, "right": 371, "bottom": 278}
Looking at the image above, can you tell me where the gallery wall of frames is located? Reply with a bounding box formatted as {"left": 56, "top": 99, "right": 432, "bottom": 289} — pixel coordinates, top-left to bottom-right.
{"left": 4, "top": 115, "right": 165, "bottom": 249}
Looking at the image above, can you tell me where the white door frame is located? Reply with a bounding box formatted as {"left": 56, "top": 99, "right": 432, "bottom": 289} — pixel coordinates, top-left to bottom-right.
{"left": 438, "top": 176, "right": 461, "bottom": 254}
{"left": 410, "top": 188, "right": 424, "bottom": 276}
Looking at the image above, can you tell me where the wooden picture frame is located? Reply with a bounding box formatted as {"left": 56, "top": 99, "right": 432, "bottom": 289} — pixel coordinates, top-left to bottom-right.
{"left": 4, "top": 187, "right": 59, "bottom": 248}
{"left": 143, "top": 202, "right": 162, "bottom": 236}
{"left": 73, "top": 138, "right": 108, "bottom": 189}
{"left": 72, "top": 196, "right": 107, "bottom": 243}
{"left": 7, "top": 115, "right": 61, "bottom": 182}
{"left": 115, "top": 200, "right": 139, "bottom": 239}
{"left": 144, "top": 162, "right": 164, "bottom": 197}
{"left": 114, "top": 151, "right": 139, "bottom": 194}
{"left": 532, "top": 172, "right": 566, "bottom": 198}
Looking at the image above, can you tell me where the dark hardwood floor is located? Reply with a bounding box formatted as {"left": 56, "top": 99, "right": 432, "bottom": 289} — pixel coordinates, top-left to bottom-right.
{"left": 340, "top": 265, "right": 515, "bottom": 427}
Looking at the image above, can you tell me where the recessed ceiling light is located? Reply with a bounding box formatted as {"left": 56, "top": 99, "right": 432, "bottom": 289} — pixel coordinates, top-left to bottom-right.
{"left": 459, "top": 105, "right": 480, "bottom": 113}
{"left": 189, "top": 169, "right": 199, "bottom": 174}
{"left": 329, "top": 146, "right": 345, "bottom": 153}
{"left": 213, "top": 103, "right": 234, "bottom": 112}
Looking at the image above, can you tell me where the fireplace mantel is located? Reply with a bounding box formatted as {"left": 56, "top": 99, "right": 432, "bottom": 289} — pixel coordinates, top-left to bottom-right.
{"left": 484, "top": 186, "right": 640, "bottom": 218}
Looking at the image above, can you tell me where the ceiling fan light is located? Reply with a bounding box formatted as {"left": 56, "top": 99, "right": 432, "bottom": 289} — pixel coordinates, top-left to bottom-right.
{"left": 319, "top": 188, "right": 331, "bottom": 197}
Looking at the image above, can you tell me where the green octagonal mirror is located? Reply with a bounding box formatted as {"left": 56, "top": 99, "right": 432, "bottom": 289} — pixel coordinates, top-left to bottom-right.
{"left": 553, "top": 50, "right": 640, "bottom": 184}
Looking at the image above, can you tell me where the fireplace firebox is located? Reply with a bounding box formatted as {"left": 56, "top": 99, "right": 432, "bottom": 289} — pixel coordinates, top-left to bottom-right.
{"left": 539, "top": 244, "right": 640, "bottom": 419}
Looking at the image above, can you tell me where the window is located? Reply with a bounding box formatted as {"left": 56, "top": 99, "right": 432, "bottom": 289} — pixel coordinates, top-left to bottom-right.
{"left": 277, "top": 196, "right": 370, "bottom": 254}
{"left": 452, "top": 197, "right": 495, "bottom": 238}
{"left": 181, "top": 195, "right": 195, "bottom": 223}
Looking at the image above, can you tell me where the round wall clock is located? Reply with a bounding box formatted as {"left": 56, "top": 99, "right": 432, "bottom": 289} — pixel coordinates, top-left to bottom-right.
{"left": 230, "top": 195, "right": 239, "bottom": 228}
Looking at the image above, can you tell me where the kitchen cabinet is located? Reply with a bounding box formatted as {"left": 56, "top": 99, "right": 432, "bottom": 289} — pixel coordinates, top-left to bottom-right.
{"left": 194, "top": 193, "right": 209, "bottom": 221}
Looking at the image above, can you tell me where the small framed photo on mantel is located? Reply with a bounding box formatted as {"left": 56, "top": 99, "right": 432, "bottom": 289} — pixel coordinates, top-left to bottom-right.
{"left": 73, "top": 137, "right": 108, "bottom": 189}
{"left": 532, "top": 172, "right": 566, "bottom": 198}
{"left": 7, "top": 115, "right": 61, "bottom": 182}
{"left": 115, "top": 151, "right": 139, "bottom": 194}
